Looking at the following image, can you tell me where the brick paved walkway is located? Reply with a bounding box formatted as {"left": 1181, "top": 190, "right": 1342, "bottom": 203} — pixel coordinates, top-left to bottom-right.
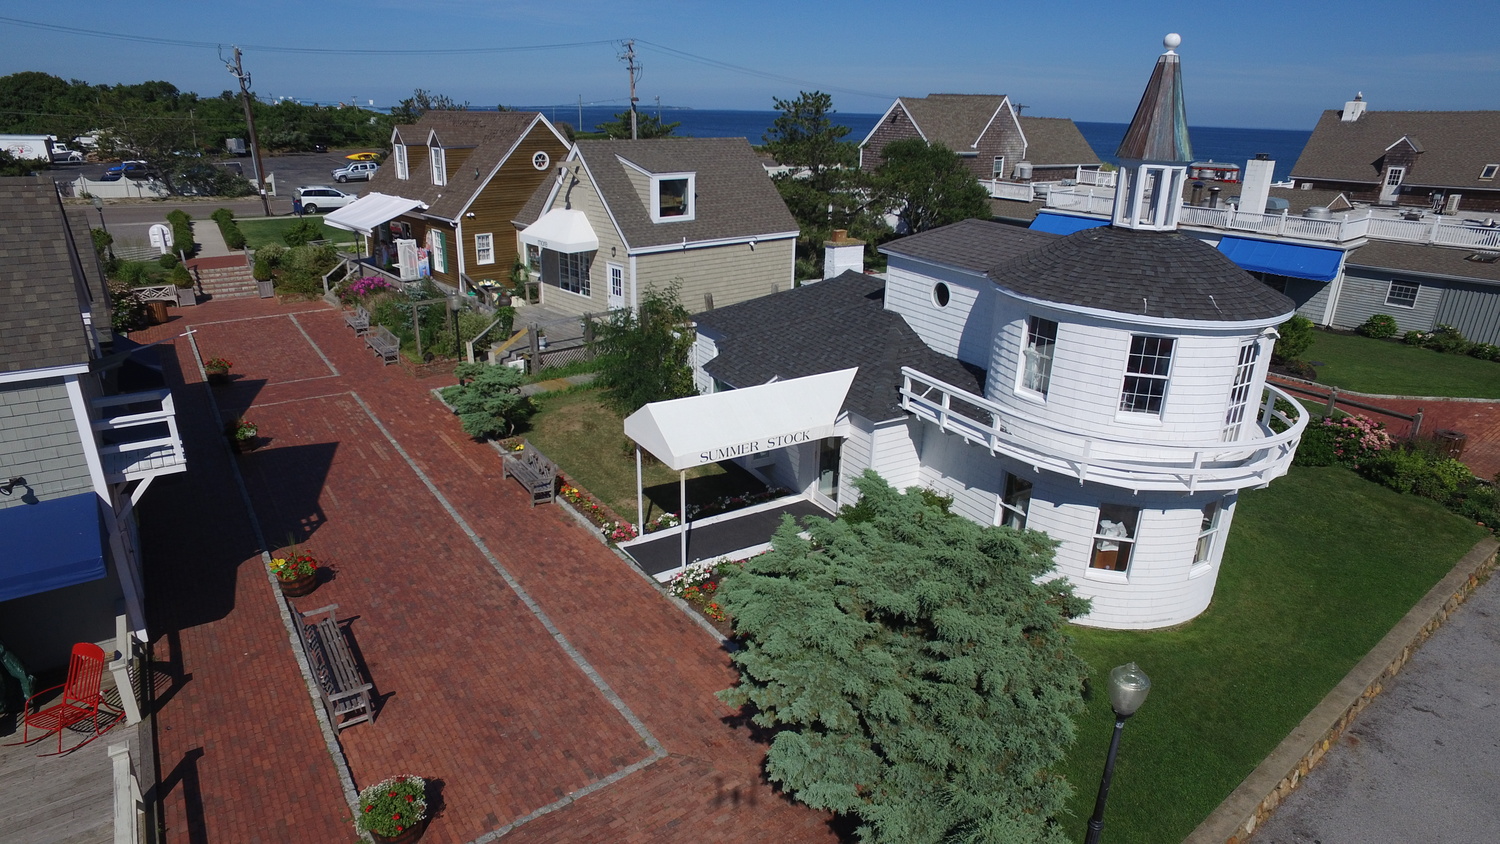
{"left": 136, "top": 299, "right": 838, "bottom": 843}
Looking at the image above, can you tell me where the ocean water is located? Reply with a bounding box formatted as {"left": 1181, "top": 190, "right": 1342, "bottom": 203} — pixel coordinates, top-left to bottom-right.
{"left": 1076, "top": 122, "right": 1312, "bottom": 183}
{"left": 515, "top": 106, "right": 1309, "bottom": 182}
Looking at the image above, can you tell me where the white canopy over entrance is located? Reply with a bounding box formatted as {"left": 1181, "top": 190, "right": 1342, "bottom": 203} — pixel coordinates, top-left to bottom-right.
{"left": 623, "top": 368, "right": 858, "bottom": 575}
{"left": 519, "top": 208, "right": 599, "bottom": 254}
{"left": 324, "top": 193, "right": 428, "bottom": 235}
{"left": 625, "top": 369, "right": 857, "bottom": 471}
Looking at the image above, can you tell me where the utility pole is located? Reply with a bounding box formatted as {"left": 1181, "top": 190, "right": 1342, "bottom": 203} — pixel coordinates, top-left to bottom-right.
{"left": 622, "top": 39, "right": 640, "bottom": 140}
{"left": 226, "top": 47, "right": 271, "bottom": 217}
{"left": 577, "top": 95, "right": 583, "bottom": 132}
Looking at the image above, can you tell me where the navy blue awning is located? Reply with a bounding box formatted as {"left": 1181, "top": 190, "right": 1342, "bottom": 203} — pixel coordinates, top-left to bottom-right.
{"left": 1217, "top": 236, "right": 1343, "bottom": 282}
{"left": 1030, "top": 212, "right": 1110, "bottom": 236}
{"left": 0, "top": 492, "right": 108, "bottom": 603}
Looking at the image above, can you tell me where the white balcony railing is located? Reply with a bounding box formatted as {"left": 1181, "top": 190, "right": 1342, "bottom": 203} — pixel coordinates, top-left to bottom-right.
{"left": 984, "top": 179, "right": 1035, "bottom": 202}
{"left": 1076, "top": 167, "right": 1116, "bottom": 187}
{"left": 899, "top": 367, "right": 1307, "bottom": 493}
{"left": 1044, "top": 187, "right": 1500, "bottom": 249}
{"left": 91, "top": 388, "right": 187, "bottom": 483}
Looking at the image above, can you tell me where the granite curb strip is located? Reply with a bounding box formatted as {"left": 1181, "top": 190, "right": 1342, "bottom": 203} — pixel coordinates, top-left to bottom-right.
{"left": 1184, "top": 535, "right": 1500, "bottom": 844}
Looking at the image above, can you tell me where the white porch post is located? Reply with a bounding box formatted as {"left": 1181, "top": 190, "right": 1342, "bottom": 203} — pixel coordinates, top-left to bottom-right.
{"left": 636, "top": 446, "right": 645, "bottom": 532}
{"left": 679, "top": 470, "right": 688, "bottom": 571}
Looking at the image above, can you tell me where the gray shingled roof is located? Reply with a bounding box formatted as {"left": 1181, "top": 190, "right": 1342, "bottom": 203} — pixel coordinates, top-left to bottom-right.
{"left": 366, "top": 111, "right": 552, "bottom": 220}
{"left": 0, "top": 176, "right": 94, "bottom": 372}
{"left": 522, "top": 138, "right": 797, "bottom": 249}
{"left": 695, "top": 272, "right": 983, "bottom": 422}
{"left": 880, "top": 219, "right": 1058, "bottom": 274}
{"left": 898, "top": 94, "right": 1011, "bottom": 151}
{"left": 1292, "top": 109, "right": 1500, "bottom": 189}
{"left": 1017, "top": 116, "right": 1101, "bottom": 166}
{"left": 1348, "top": 240, "right": 1500, "bottom": 285}
{"left": 995, "top": 226, "right": 1293, "bottom": 321}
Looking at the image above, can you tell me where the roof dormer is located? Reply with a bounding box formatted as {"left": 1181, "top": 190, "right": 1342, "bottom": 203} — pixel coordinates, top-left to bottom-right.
{"left": 649, "top": 172, "right": 695, "bottom": 222}
{"left": 429, "top": 140, "right": 447, "bottom": 186}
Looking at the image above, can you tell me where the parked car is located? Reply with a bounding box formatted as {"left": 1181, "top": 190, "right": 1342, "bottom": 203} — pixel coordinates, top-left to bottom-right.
{"left": 331, "top": 161, "right": 378, "bottom": 182}
{"left": 100, "top": 160, "right": 150, "bottom": 181}
{"left": 296, "top": 185, "right": 356, "bottom": 214}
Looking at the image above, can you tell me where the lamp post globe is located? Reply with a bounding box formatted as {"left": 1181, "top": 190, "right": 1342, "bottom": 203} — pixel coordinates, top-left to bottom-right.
{"left": 1083, "top": 662, "right": 1151, "bottom": 844}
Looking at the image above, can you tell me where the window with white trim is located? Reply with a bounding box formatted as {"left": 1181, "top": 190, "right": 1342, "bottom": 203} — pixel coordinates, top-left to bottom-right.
{"left": 558, "top": 251, "right": 590, "bottom": 296}
{"left": 1386, "top": 280, "right": 1419, "bottom": 308}
{"left": 998, "top": 473, "right": 1032, "bottom": 530}
{"left": 1194, "top": 501, "right": 1223, "bottom": 565}
{"left": 1482, "top": 164, "right": 1499, "bottom": 181}
{"left": 1020, "top": 316, "right": 1058, "bottom": 396}
{"left": 651, "top": 173, "right": 695, "bottom": 222}
{"left": 1119, "top": 335, "right": 1174, "bottom": 415}
{"left": 474, "top": 233, "right": 494, "bottom": 265}
{"left": 430, "top": 146, "right": 447, "bottom": 186}
{"left": 1222, "top": 341, "right": 1260, "bottom": 441}
{"left": 1091, "top": 504, "right": 1139, "bottom": 573}
{"left": 992, "top": 156, "right": 1006, "bottom": 179}
{"left": 1384, "top": 166, "right": 1405, "bottom": 188}
{"left": 429, "top": 230, "right": 447, "bottom": 274}
{"left": 394, "top": 144, "right": 409, "bottom": 180}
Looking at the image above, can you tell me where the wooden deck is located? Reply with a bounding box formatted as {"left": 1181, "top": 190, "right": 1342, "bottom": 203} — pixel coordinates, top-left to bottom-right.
{"left": 0, "top": 712, "right": 144, "bottom": 844}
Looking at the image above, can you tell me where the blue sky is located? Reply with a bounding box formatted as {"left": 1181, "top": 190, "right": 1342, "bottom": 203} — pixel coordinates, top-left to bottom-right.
{"left": 0, "top": 1, "right": 1492, "bottom": 130}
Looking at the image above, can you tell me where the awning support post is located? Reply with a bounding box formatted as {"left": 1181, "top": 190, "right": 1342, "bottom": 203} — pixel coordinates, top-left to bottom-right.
{"left": 679, "top": 470, "right": 688, "bottom": 572}
{"left": 636, "top": 446, "right": 645, "bottom": 534}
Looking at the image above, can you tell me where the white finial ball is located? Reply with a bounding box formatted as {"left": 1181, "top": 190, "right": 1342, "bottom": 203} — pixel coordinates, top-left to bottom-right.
{"left": 1164, "top": 33, "right": 1182, "bottom": 50}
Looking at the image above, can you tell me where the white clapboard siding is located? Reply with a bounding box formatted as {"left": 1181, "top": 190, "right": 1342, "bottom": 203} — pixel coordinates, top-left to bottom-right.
{"left": 838, "top": 419, "right": 875, "bottom": 507}
{"left": 884, "top": 259, "right": 993, "bottom": 366}
{"left": 870, "top": 418, "right": 922, "bottom": 490}
{"left": 915, "top": 428, "right": 1002, "bottom": 527}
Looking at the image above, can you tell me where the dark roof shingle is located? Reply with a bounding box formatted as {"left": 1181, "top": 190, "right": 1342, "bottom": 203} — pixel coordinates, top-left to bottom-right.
{"left": 0, "top": 176, "right": 94, "bottom": 372}
{"left": 367, "top": 111, "right": 553, "bottom": 220}
{"left": 1292, "top": 109, "right": 1500, "bottom": 189}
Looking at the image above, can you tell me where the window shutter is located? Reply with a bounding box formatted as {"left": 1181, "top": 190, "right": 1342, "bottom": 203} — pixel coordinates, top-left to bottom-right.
{"left": 431, "top": 230, "right": 447, "bottom": 273}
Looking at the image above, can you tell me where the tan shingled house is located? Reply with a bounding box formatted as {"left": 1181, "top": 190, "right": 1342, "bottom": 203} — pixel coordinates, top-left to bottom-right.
{"left": 513, "top": 137, "right": 798, "bottom": 317}
{"left": 858, "top": 94, "right": 1101, "bottom": 184}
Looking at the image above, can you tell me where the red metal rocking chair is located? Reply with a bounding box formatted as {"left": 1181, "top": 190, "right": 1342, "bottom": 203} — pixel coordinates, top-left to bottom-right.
{"left": 5, "top": 642, "right": 125, "bottom": 756}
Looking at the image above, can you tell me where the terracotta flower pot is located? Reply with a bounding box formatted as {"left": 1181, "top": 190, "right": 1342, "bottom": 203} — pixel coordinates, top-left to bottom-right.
{"left": 230, "top": 435, "right": 257, "bottom": 453}
{"left": 277, "top": 571, "right": 317, "bottom": 597}
{"left": 369, "top": 817, "right": 427, "bottom": 844}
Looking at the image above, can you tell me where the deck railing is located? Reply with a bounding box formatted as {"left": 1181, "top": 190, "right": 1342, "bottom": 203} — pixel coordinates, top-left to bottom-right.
{"left": 984, "top": 180, "right": 1035, "bottom": 202}
{"left": 91, "top": 388, "right": 186, "bottom": 483}
{"left": 899, "top": 367, "right": 1306, "bottom": 493}
{"left": 1076, "top": 167, "right": 1116, "bottom": 187}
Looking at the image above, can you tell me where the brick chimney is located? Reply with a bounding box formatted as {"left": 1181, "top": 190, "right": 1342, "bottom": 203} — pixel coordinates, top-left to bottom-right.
{"left": 823, "top": 229, "right": 865, "bottom": 280}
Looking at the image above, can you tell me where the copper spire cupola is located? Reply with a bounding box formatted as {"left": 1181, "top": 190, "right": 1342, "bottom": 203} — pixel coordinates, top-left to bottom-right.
{"left": 1111, "top": 34, "right": 1193, "bottom": 231}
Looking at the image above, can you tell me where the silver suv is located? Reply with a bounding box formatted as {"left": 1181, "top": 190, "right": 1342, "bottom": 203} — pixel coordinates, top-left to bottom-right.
{"left": 296, "top": 186, "right": 355, "bottom": 214}
{"left": 332, "top": 161, "right": 378, "bottom": 182}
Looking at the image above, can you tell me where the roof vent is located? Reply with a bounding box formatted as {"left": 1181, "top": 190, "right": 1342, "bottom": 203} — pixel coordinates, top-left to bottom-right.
{"left": 1466, "top": 252, "right": 1500, "bottom": 264}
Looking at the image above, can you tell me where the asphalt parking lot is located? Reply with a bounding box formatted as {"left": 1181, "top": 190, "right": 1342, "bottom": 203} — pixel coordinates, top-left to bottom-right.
{"left": 49, "top": 149, "right": 380, "bottom": 202}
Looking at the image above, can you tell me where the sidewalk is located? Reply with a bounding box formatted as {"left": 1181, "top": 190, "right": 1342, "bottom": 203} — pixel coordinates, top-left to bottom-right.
{"left": 133, "top": 298, "right": 836, "bottom": 844}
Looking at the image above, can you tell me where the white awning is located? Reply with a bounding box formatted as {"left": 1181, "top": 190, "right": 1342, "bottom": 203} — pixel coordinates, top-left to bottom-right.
{"left": 519, "top": 208, "right": 598, "bottom": 253}
{"left": 324, "top": 193, "right": 427, "bottom": 235}
{"left": 624, "top": 369, "right": 857, "bottom": 471}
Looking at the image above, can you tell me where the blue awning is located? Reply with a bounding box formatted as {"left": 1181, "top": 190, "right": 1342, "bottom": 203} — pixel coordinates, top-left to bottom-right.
{"left": 0, "top": 493, "right": 108, "bottom": 603}
{"left": 1217, "top": 236, "right": 1343, "bottom": 282}
{"left": 1030, "top": 212, "right": 1109, "bottom": 236}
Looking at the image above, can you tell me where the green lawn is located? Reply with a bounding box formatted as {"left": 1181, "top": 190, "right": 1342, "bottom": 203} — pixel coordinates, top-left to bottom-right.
{"left": 524, "top": 388, "right": 766, "bottom": 520}
{"left": 236, "top": 216, "right": 358, "bottom": 250}
{"left": 1305, "top": 329, "right": 1500, "bottom": 398}
{"left": 1058, "top": 466, "right": 1486, "bottom": 843}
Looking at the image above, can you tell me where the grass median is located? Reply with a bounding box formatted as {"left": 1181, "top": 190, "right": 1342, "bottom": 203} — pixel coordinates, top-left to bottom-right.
{"left": 1059, "top": 466, "right": 1487, "bottom": 843}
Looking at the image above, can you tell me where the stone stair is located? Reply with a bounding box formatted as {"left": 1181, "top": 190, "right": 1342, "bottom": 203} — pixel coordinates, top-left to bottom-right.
{"left": 187, "top": 256, "right": 258, "bottom": 300}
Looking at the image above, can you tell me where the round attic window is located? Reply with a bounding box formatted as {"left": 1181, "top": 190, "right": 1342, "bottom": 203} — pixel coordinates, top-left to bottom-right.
{"left": 532, "top": 151, "right": 550, "bottom": 171}
{"left": 932, "top": 282, "right": 951, "bottom": 308}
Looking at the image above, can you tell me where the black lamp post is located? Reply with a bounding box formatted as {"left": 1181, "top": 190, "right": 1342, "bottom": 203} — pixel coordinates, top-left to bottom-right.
{"left": 91, "top": 196, "right": 112, "bottom": 259}
{"left": 1084, "top": 662, "right": 1151, "bottom": 844}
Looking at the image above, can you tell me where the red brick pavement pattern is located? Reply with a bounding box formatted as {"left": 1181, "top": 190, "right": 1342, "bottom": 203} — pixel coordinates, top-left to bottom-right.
{"left": 1273, "top": 376, "right": 1500, "bottom": 479}
{"left": 136, "top": 301, "right": 838, "bottom": 844}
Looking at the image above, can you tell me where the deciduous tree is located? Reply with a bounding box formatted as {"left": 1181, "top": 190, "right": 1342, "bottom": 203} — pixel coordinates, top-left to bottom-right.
{"left": 873, "top": 138, "right": 992, "bottom": 235}
{"left": 719, "top": 472, "right": 1091, "bottom": 844}
{"left": 591, "top": 281, "right": 694, "bottom": 414}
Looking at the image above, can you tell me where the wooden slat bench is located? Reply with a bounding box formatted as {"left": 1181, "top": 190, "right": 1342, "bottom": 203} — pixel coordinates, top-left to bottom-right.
{"left": 344, "top": 304, "right": 370, "bottom": 335}
{"left": 365, "top": 326, "right": 399, "bottom": 365}
{"left": 502, "top": 440, "right": 558, "bottom": 506}
{"left": 299, "top": 604, "right": 373, "bottom": 730}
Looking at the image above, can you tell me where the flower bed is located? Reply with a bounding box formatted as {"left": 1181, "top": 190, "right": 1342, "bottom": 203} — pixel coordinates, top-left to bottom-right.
{"left": 686, "top": 487, "right": 792, "bottom": 520}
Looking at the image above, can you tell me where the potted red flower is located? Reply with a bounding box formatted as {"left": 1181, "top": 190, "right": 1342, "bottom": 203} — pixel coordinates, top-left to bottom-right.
{"left": 268, "top": 550, "right": 319, "bottom": 597}
{"left": 356, "top": 775, "right": 428, "bottom": 843}
{"left": 204, "top": 357, "right": 233, "bottom": 385}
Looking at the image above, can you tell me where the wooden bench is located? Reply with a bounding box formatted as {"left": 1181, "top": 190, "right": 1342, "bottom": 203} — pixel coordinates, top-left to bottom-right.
{"left": 365, "top": 326, "right": 399, "bottom": 365}
{"left": 502, "top": 440, "right": 558, "bottom": 506}
{"left": 344, "top": 304, "right": 370, "bottom": 335}
{"left": 299, "top": 604, "right": 373, "bottom": 730}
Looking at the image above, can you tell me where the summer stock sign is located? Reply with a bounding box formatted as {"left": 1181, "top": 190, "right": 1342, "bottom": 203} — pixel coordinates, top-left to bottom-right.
{"left": 696, "top": 430, "right": 814, "bottom": 466}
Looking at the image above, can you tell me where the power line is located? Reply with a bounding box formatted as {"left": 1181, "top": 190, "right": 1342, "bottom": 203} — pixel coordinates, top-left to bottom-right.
{"left": 632, "top": 38, "right": 894, "bottom": 102}
{"left": 0, "top": 15, "right": 615, "bottom": 56}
